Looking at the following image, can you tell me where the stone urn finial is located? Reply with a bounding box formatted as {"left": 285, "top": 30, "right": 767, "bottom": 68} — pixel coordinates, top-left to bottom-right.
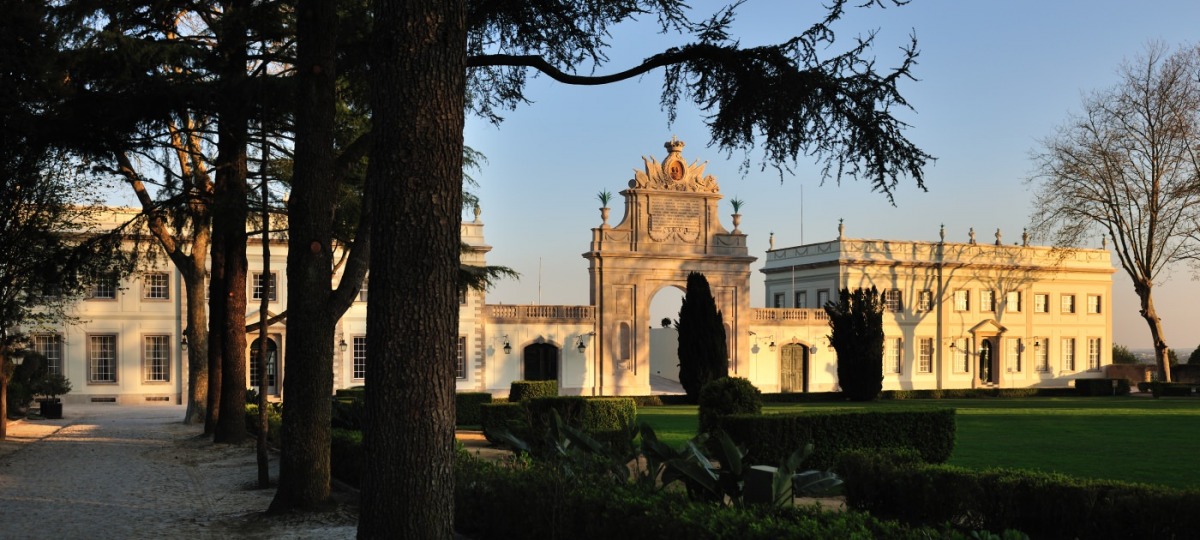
{"left": 969, "top": 227, "right": 976, "bottom": 244}
{"left": 939, "top": 223, "right": 945, "bottom": 243}
{"left": 838, "top": 218, "right": 845, "bottom": 240}
{"left": 995, "top": 228, "right": 1002, "bottom": 246}
{"left": 769, "top": 231, "right": 775, "bottom": 250}
{"left": 472, "top": 204, "right": 481, "bottom": 223}
{"left": 1022, "top": 228, "right": 1029, "bottom": 247}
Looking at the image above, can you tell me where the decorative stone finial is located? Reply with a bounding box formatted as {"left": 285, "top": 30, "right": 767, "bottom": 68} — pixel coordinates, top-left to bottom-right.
{"left": 995, "top": 228, "right": 1002, "bottom": 246}
{"left": 472, "top": 204, "right": 481, "bottom": 223}
{"left": 969, "top": 227, "right": 976, "bottom": 244}
{"left": 769, "top": 231, "right": 775, "bottom": 250}
{"left": 1102, "top": 235, "right": 1107, "bottom": 249}
{"left": 1022, "top": 228, "right": 1029, "bottom": 247}
{"left": 838, "top": 218, "right": 845, "bottom": 240}
{"left": 939, "top": 223, "right": 945, "bottom": 242}
{"left": 665, "top": 136, "right": 685, "bottom": 154}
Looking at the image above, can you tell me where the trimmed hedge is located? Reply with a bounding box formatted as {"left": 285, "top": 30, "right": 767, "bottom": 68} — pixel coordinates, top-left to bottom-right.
{"left": 718, "top": 408, "right": 956, "bottom": 470}
{"left": 698, "top": 377, "right": 762, "bottom": 434}
{"left": 335, "top": 386, "right": 365, "bottom": 401}
{"left": 456, "top": 392, "right": 493, "bottom": 426}
{"left": 1150, "top": 382, "right": 1196, "bottom": 397}
{"left": 454, "top": 453, "right": 977, "bottom": 540}
{"left": 1075, "top": 378, "right": 1131, "bottom": 396}
{"left": 527, "top": 396, "right": 636, "bottom": 445}
{"left": 509, "top": 380, "right": 558, "bottom": 402}
{"left": 480, "top": 402, "right": 529, "bottom": 444}
{"left": 760, "top": 387, "right": 1077, "bottom": 403}
{"left": 838, "top": 450, "right": 1200, "bottom": 539}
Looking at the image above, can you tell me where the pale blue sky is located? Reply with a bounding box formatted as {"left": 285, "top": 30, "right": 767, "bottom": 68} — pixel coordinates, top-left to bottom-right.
{"left": 465, "top": 0, "right": 1200, "bottom": 351}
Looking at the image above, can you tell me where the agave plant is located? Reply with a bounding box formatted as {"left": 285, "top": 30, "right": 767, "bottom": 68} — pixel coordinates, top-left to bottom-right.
{"left": 597, "top": 189, "right": 613, "bottom": 207}
{"left": 729, "top": 197, "right": 745, "bottom": 213}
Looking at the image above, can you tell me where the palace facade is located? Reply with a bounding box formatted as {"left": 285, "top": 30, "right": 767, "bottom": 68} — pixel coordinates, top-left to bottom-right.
{"left": 26, "top": 141, "right": 1113, "bottom": 404}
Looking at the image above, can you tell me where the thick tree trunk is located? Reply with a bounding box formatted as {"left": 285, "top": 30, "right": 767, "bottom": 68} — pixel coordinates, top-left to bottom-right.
{"left": 360, "top": 0, "right": 466, "bottom": 537}
{"left": 183, "top": 267, "right": 209, "bottom": 424}
{"left": 269, "top": 0, "right": 337, "bottom": 511}
{"left": 1, "top": 368, "right": 8, "bottom": 440}
{"left": 1136, "top": 279, "right": 1172, "bottom": 382}
{"left": 212, "top": 0, "right": 250, "bottom": 444}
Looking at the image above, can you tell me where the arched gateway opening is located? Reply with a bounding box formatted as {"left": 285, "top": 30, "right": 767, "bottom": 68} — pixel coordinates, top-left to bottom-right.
{"left": 523, "top": 342, "right": 560, "bottom": 382}
{"left": 583, "top": 139, "right": 756, "bottom": 395}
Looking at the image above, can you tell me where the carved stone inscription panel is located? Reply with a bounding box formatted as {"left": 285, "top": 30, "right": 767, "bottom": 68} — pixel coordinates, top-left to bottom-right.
{"left": 648, "top": 198, "right": 701, "bottom": 242}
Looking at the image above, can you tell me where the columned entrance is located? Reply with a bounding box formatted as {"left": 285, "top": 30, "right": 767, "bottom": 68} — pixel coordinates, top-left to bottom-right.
{"left": 583, "top": 139, "right": 756, "bottom": 395}
{"left": 969, "top": 319, "right": 1006, "bottom": 387}
{"left": 249, "top": 336, "right": 279, "bottom": 396}
{"left": 979, "top": 339, "right": 994, "bottom": 384}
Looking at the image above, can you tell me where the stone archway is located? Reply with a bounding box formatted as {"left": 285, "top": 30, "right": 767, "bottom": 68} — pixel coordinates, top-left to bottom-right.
{"left": 523, "top": 342, "right": 559, "bottom": 383}
{"left": 583, "top": 139, "right": 757, "bottom": 395}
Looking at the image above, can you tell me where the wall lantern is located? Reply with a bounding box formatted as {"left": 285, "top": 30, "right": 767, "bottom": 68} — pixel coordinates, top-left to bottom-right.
{"left": 181, "top": 335, "right": 189, "bottom": 350}
{"left": 576, "top": 331, "right": 596, "bottom": 354}
{"left": 503, "top": 335, "right": 512, "bottom": 355}
{"left": 808, "top": 344, "right": 818, "bottom": 355}
{"left": 768, "top": 341, "right": 777, "bottom": 353}
{"left": 339, "top": 338, "right": 348, "bottom": 353}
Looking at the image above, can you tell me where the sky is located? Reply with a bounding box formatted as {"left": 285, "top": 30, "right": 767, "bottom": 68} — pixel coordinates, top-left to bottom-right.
{"left": 463, "top": 0, "right": 1200, "bottom": 351}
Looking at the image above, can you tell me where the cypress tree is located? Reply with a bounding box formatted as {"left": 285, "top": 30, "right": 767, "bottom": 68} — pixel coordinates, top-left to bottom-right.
{"left": 824, "top": 287, "right": 885, "bottom": 401}
{"left": 676, "top": 271, "right": 728, "bottom": 403}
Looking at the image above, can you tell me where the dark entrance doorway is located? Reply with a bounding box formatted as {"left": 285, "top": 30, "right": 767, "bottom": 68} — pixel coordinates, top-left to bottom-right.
{"left": 249, "top": 337, "right": 278, "bottom": 395}
{"left": 523, "top": 342, "right": 559, "bottom": 382}
{"left": 780, "top": 344, "right": 808, "bottom": 392}
{"left": 979, "top": 339, "right": 994, "bottom": 384}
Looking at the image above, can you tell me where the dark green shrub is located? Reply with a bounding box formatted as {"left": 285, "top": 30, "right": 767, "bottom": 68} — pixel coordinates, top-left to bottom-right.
{"left": 456, "top": 392, "right": 493, "bottom": 426}
{"left": 454, "top": 453, "right": 975, "bottom": 539}
{"left": 718, "top": 408, "right": 956, "bottom": 470}
{"left": 1150, "top": 382, "right": 1195, "bottom": 397}
{"left": 5, "top": 351, "right": 47, "bottom": 415}
{"left": 334, "top": 386, "right": 365, "bottom": 401}
{"left": 526, "top": 396, "right": 636, "bottom": 447}
{"left": 481, "top": 402, "right": 529, "bottom": 444}
{"left": 331, "top": 397, "right": 367, "bottom": 430}
{"left": 838, "top": 450, "right": 1200, "bottom": 539}
{"left": 509, "top": 380, "right": 558, "bottom": 402}
{"left": 245, "top": 403, "right": 283, "bottom": 445}
{"left": 330, "top": 428, "right": 364, "bottom": 487}
{"left": 1137, "top": 381, "right": 1152, "bottom": 393}
{"left": 697, "top": 377, "right": 762, "bottom": 434}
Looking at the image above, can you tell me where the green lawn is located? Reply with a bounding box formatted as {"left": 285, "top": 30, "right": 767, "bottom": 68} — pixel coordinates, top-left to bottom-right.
{"left": 637, "top": 397, "right": 1200, "bottom": 490}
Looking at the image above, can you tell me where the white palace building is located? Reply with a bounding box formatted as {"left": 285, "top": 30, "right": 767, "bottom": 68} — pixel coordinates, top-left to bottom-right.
{"left": 27, "top": 140, "right": 1113, "bottom": 404}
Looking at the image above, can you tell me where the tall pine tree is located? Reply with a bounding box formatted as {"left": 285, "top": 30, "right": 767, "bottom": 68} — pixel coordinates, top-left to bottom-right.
{"left": 676, "top": 272, "right": 728, "bottom": 403}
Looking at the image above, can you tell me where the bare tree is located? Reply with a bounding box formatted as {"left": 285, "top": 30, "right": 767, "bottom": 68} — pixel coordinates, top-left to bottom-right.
{"left": 1029, "top": 43, "right": 1200, "bottom": 382}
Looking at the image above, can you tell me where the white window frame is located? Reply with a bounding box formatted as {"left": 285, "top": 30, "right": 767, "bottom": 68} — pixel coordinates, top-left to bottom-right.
{"left": 917, "top": 337, "right": 932, "bottom": 373}
{"left": 143, "top": 334, "right": 171, "bottom": 383}
{"left": 953, "top": 338, "right": 970, "bottom": 373}
{"left": 1034, "top": 293, "right": 1049, "bottom": 313}
{"left": 794, "top": 290, "right": 807, "bottom": 309}
{"left": 91, "top": 275, "right": 118, "bottom": 300}
{"left": 1005, "top": 291, "right": 1021, "bottom": 313}
{"left": 954, "top": 290, "right": 970, "bottom": 311}
{"left": 885, "top": 337, "right": 902, "bottom": 374}
{"left": 456, "top": 336, "right": 467, "bottom": 379}
{"left": 917, "top": 290, "right": 933, "bottom": 312}
{"left": 816, "top": 289, "right": 830, "bottom": 309}
{"left": 1035, "top": 339, "right": 1049, "bottom": 372}
{"left": 352, "top": 336, "right": 366, "bottom": 380}
{"left": 88, "top": 334, "right": 118, "bottom": 383}
{"left": 142, "top": 272, "right": 170, "bottom": 300}
{"left": 33, "top": 334, "right": 64, "bottom": 375}
{"left": 357, "top": 277, "right": 368, "bottom": 302}
{"left": 1087, "top": 295, "right": 1102, "bottom": 314}
{"left": 980, "top": 290, "right": 996, "bottom": 312}
{"left": 1088, "top": 338, "right": 1102, "bottom": 370}
{"left": 1006, "top": 338, "right": 1022, "bottom": 373}
{"left": 251, "top": 271, "right": 278, "bottom": 302}
{"left": 883, "top": 289, "right": 903, "bottom": 312}
{"left": 1061, "top": 294, "right": 1076, "bottom": 314}
{"left": 1062, "top": 338, "right": 1076, "bottom": 371}
{"left": 773, "top": 293, "right": 785, "bottom": 308}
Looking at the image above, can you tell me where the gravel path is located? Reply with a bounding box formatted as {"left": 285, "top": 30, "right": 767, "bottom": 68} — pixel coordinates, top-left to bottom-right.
{"left": 0, "top": 405, "right": 357, "bottom": 539}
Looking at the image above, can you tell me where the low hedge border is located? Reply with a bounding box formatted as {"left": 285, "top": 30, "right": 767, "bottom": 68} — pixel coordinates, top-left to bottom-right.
{"left": 454, "top": 453, "right": 982, "bottom": 539}
{"left": 760, "top": 387, "right": 1078, "bottom": 402}
{"left": 480, "top": 397, "right": 637, "bottom": 447}
{"left": 1074, "top": 378, "right": 1131, "bottom": 396}
{"left": 838, "top": 450, "right": 1200, "bottom": 539}
{"left": 508, "top": 380, "right": 558, "bottom": 402}
{"left": 717, "top": 408, "right": 955, "bottom": 469}
{"left": 456, "top": 392, "right": 493, "bottom": 426}
{"left": 1147, "top": 382, "right": 1197, "bottom": 397}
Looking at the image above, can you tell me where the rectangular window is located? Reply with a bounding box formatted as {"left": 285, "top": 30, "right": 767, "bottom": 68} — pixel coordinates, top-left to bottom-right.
{"left": 917, "top": 338, "right": 933, "bottom": 373}
{"left": 1088, "top": 338, "right": 1101, "bottom": 370}
{"left": 1062, "top": 338, "right": 1076, "bottom": 371}
{"left": 142, "top": 272, "right": 170, "bottom": 300}
{"left": 88, "top": 334, "right": 118, "bottom": 383}
{"left": 1035, "top": 339, "right": 1049, "bottom": 372}
{"left": 817, "top": 289, "right": 830, "bottom": 308}
{"left": 773, "top": 293, "right": 784, "bottom": 308}
{"left": 1006, "top": 338, "right": 1022, "bottom": 372}
{"left": 33, "top": 334, "right": 64, "bottom": 375}
{"left": 1087, "top": 295, "right": 1102, "bottom": 314}
{"left": 917, "top": 290, "right": 933, "bottom": 312}
{"left": 91, "top": 275, "right": 118, "bottom": 299}
{"left": 352, "top": 336, "right": 366, "bottom": 380}
{"left": 885, "top": 337, "right": 902, "bottom": 374}
{"left": 954, "top": 290, "right": 970, "bottom": 311}
{"left": 459, "top": 289, "right": 468, "bottom": 305}
{"left": 1034, "top": 293, "right": 1049, "bottom": 313}
{"left": 954, "top": 338, "right": 970, "bottom": 373}
{"left": 794, "top": 290, "right": 807, "bottom": 309}
{"left": 883, "top": 289, "right": 903, "bottom": 312}
{"left": 251, "top": 272, "right": 277, "bottom": 302}
{"left": 143, "top": 335, "right": 170, "bottom": 382}
{"left": 1005, "top": 291, "right": 1021, "bottom": 313}
{"left": 1061, "top": 294, "right": 1076, "bottom": 314}
{"left": 456, "top": 336, "right": 467, "bottom": 379}
{"left": 980, "top": 290, "right": 996, "bottom": 312}
{"left": 357, "top": 278, "right": 369, "bottom": 302}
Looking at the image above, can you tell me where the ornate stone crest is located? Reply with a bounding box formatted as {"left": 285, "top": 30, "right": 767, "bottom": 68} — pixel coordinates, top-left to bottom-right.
{"left": 629, "top": 137, "right": 720, "bottom": 193}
